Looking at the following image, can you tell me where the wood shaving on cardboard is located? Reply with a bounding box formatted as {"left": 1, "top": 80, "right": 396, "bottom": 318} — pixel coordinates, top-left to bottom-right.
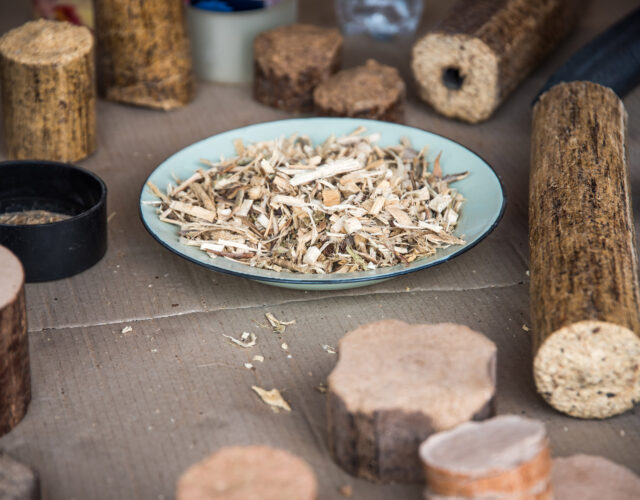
{"left": 223, "top": 332, "right": 257, "bottom": 348}
{"left": 148, "top": 127, "right": 466, "bottom": 274}
{"left": 322, "top": 344, "right": 337, "bottom": 354}
{"left": 251, "top": 386, "right": 291, "bottom": 412}
{"left": 315, "top": 384, "right": 327, "bottom": 394}
{"left": 522, "top": 324, "right": 530, "bottom": 332}
{"left": 265, "top": 312, "right": 295, "bottom": 334}
{"left": 244, "top": 363, "right": 254, "bottom": 370}
{"left": 252, "top": 355, "right": 264, "bottom": 363}
{"left": 121, "top": 326, "right": 133, "bottom": 334}
{"left": 338, "top": 484, "right": 353, "bottom": 498}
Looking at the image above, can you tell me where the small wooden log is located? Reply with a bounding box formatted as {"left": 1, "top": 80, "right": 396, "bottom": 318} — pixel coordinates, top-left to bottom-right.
{"left": 419, "top": 415, "right": 552, "bottom": 500}
{"left": 313, "top": 59, "right": 406, "bottom": 123}
{"left": 176, "top": 446, "right": 317, "bottom": 500}
{"left": 327, "top": 320, "right": 496, "bottom": 483}
{"left": 253, "top": 24, "right": 343, "bottom": 113}
{"left": 552, "top": 455, "right": 640, "bottom": 500}
{"left": 0, "top": 19, "right": 95, "bottom": 161}
{"left": 530, "top": 81, "right": 640, "bottom": 419}
{"left": 0, "top": 245, "right": 30, "bottom": 436}
{"left": 94, "top": 0, "right": 194, "bottom": 110}
{"left": 411, "top": 0, "right": 579, "bottom": 123}
{"left": 0, "top": 454, "right": 40, "bottom": 500}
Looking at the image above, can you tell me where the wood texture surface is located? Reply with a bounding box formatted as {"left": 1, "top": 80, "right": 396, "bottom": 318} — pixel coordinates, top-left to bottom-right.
{"left": 327, "top": 321, "right": 496, "bottom": 483}
{"left": 0, "top": 19, "right": 95, "bottom": 161}
{"left": 94, "top": 0, "right": 194, "bottom": 110}
{"left": 176, "top": 446, "right": 317, "bottom": 500}
{"left": 0, "top": 1, "right": 638, "bottom": 499}
{"left": 412, "top": 0, "right": 579, "bottom": 123}
{"left": 0, "top": 246, "right": 30, "bottom": 437}
{"left": 530, "top": 81, "right": 640, "bottom": 419}
{"left": 420, "top": 416, "right": 552, "bottom": 499}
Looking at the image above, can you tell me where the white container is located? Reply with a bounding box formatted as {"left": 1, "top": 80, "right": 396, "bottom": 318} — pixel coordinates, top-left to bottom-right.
{"left": 187, "top": 0, "right": 298, "bottom": 83}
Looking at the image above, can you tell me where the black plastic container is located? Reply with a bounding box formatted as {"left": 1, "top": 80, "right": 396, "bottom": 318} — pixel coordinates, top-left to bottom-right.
{"left": 0, "top": 161, "right": 107, "bottom": 282}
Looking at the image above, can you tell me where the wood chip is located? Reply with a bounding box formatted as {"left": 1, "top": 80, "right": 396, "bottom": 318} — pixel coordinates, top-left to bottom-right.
{"left": 265, "top": 312, "right": 295, "bottom": 334}
{"left": 223, "top": 332, "right": 256, "bottom": 348}
{"left": 251, "top": 386, "right": 291, "bottom": 412}
{"left": 338, "top": 484, "right": 353, "bottom": 498}
{"left": 322, "top": 344, "right": 337, "bottom": 354}
{"left": 149, "top": 128, "right": 466, "bottom": 273}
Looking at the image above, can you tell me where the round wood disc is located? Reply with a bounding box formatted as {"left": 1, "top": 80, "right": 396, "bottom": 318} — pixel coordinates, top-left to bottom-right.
{"left": 177, "top": 446, "right": 317, "bottom": 500}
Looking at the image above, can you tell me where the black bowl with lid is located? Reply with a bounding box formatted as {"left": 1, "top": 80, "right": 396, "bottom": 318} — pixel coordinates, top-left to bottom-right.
{"left": 0, "top": 160, "right": 107, "bottom": 282}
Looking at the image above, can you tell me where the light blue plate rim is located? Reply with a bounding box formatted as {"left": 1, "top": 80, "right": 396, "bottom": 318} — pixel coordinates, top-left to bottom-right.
{"left": 139, "top": 117, "right": 506, "bottom": 285}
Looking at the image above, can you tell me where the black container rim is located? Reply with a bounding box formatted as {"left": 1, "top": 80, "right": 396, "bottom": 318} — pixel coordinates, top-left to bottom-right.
{"left": 0, "top": 160, "right": 107, "bottom": 226}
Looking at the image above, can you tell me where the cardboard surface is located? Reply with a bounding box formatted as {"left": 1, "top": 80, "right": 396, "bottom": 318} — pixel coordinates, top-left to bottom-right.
{"left": 1, "top": 1, "right": 639, "bottom": 499}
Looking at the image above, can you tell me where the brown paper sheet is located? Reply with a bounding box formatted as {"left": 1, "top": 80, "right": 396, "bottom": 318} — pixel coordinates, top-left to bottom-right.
{"left": 1, "top": 1, "right": 639, "bottom": 498}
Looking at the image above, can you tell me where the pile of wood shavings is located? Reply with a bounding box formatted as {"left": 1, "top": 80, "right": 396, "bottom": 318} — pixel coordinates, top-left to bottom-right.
{"left": 147, "top": 126, "right": 467, "bottom": 274}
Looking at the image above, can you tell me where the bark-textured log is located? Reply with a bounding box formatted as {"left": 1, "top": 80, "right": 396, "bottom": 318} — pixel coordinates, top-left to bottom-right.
{"left": 0, "top": 19, "right": 95, "bottom": 161}
{"left": 411, "top": 0, "right": 579, "bottom": 123}
{"left": 530, "top": 81, "right": 640, "bottom": 419}
{"left": 419, "top": 415, "right": 552, "bottom": 500}
{"left": 177, "top": 446, "right": 317, "bottom": 500}
{"left": 0, "top": 454, "right": 40, "bottom": 500}
{"left": 94, "top": 0, "right": 194, "bottom": 110}
{"left": 327, "top": 320, "right": 496, "bottom": 483}
{"left": 0, "top": 245, "right": 30, "bottom": 436}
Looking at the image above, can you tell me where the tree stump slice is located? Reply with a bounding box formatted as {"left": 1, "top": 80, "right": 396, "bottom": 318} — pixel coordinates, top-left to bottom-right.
{"left": 0, "top": 454, "right": 39, "bottom": 500}
{"left": 253, "top": 24, "right": 342, "bottom": 112}
{"left": 0, "top": 19, "right": 95, "bottom": 161}
{"left": 327, "top": 320, "right": 497, "bottom": 483}
{"left": 419, "top": 415, "right": 552, "bottom": 500}
{"left": 552, "top": 455, "right": 640, "bottom": 500}
{"left": 176, "top": 446, "right": 317, "bottom": 500}
{"left": 313, "top": 59, "right": 406, "bottom": 123}
{"left": 94, "top": 0, "right": 194, "bottom": 110}
{"left": 530, "top": 81, "right": 640, "bottom": 419}
{"left": 0, "top": 245, "right": 30, "bottom": 436}
{"left": 411, "top": 0, "right": 579, "bottom": 123}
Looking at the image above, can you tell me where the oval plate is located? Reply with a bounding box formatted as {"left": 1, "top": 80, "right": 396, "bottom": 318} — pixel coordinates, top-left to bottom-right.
{"left": 140, "top": 118, "right": 505, "bottom": 290}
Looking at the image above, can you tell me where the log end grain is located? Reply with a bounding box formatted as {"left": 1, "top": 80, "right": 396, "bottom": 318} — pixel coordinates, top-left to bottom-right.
{"left": 0, "top": 454, "right": 39, "bottom": 500}
{"left": 0, "top": 19, "right": 92, "bottom": 65}
{"left": 552, "top": 454, "right": 640, "bottom": 500}
{"left": 411, "top": 34, "right": 498, "bottom": 123}
{"left": 176, "top": 446, "right": 317, "bottom": 500}
{"left": 313, "top": 59, "right": 406, "bottom": 123}
{"left": 0, "top": 245, "right": 30, "bottom": 437}
{"left": 534, "top": 320, "right": 640, "bottom": 419}
{"left": 0, "top": 19, "right": 95, "bottom": 161}
{"left": 419, "top": 415, "right": 552, "bottom": 499}
{"left": 327, "top": 320, "right": 496, "bottom": 483}
{"left": 253, "top": 24, "right": 343, "bottom": 112}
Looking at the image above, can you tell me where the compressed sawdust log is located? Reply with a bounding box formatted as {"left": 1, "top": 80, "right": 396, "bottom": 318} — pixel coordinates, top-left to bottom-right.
{"left": 411, "top": 0, "right": 579, "bottom": 123}
{"left": 0, "top": 19, "right": 95, "bottom": 161}
{"left": 552, "top": 455, "right": 640, "bottom": 500}
{"left": 253, "top": 24, "right": 343, "bottom": 112}
{"left": 0, "top": 454, "right": 39, "bottom": 500}
{"left": 327, "top": 320, "right": 496, "bottom": 483}
{"left": 419, "top": 415, "right": 552, "bottom": 500}
{"left": 176, "top": 446, "right": 317, "bottom": 500}
{"left": 0, "top": 246, "right": 30, "bottom": 436}
{"left": 530, "top": 81, "right": 640, "bottom": 419}
{"left": 313, "top": 59, "right": 405, "bottom": 122}
{"left": 94, "top": 0, "right": 194, "bottom": 110}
